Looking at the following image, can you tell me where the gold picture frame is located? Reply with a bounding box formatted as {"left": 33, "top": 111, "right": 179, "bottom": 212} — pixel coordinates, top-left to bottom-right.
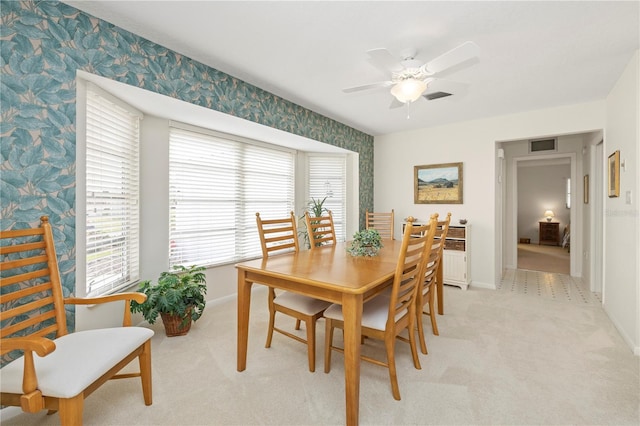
{"left": 583, "top": 174, "right": 589, "bottom": 204}
{"left": 414, "top": 162, "right": 463, "bottom": 204}
{"left": 608, "top": 150, "right": 620, "bottom": 198}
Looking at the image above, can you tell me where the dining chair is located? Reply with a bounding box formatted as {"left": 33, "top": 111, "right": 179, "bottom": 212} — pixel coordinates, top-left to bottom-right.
{"left": 256, "top": 212, "right": 331, "bottom": 372}
{"left": 416, "top": 212, "right": 451, "bottom": 354}
{"left": 323, "top": 216, "right": 437, "bottom": 400}
{"left": 0, "top": 216, "right": 153, "bottom": 425}
{"left": 365, "top": 209, "right": 395, "bottom": 240}
{"left": 304, "top": 210, "right": 337, "bottom": 250}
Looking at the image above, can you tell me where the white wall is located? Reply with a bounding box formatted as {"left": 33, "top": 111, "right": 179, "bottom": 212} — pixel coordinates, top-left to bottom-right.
{"left": 374, "top": 100, "right": 605, "bottom": 289}
{"left": 603, "top": 51, "right": 639, "bottom": 354}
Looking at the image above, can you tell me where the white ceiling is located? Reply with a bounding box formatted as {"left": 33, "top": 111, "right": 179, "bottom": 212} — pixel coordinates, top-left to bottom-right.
{"left": 64, "top": 1, "right": 639, "bottom": 136}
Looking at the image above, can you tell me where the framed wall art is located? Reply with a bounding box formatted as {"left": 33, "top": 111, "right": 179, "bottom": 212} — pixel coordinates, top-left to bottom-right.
{"left": 414, "top": 162, "right": 463, "bottom": 204}
{"left": 608, "top": 150, "right": 620, "bottom": 198}
{"left": 583, "top": 174, "right": 589, "bottom": 204}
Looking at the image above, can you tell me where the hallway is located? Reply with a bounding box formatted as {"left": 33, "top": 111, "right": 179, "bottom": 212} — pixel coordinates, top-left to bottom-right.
{"left": 517, "top": 243, "right": 570, "bottom": 274}
{"left": 499, "top": 268, "right": 601, "bottom": 306}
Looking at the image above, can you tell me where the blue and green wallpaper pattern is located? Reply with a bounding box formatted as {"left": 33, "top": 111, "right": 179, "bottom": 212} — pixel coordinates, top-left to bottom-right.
{"left": 1, "top": 1, "right": 374, "bottom": 327}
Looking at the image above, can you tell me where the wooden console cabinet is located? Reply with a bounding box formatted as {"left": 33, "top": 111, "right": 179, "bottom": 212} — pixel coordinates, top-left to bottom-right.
{"left": 539, "top": 221, "right": 559, "bottom": 246}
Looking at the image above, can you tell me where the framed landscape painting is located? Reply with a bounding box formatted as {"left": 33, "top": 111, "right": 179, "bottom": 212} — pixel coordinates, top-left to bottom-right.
{"left": 608, "top": 150, "right": 620, "bottom": 198}
{"left": 414, "top": 162, "right": 463, "bottom": 204}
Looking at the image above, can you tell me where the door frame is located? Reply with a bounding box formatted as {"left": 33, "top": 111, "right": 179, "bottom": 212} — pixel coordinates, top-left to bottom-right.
{"left": 510, "top": 152, "right": 577, "bottom": 276}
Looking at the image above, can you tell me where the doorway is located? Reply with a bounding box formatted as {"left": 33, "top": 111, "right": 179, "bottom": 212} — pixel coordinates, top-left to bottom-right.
{"left": 497, "top": 131, "right": 604, "bottom": 288}
{"left": 516, "top": 158, "right": 572, "bottom": 274}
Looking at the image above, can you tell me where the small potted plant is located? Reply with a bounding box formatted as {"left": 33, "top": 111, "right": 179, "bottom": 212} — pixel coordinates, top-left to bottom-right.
{"left": 347, "top": 229, "right": 383, "bottom": 257}
{"left": 131, "top": 265, "right": 207, "bottom": 336}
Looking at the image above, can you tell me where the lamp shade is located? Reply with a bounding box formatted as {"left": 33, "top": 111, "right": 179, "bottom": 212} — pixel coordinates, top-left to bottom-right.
{"left": 390, "top": 78, "right": 427, "bottom": 103}
{"left": 544, "top": 210, "right": 554, "bottom": 221}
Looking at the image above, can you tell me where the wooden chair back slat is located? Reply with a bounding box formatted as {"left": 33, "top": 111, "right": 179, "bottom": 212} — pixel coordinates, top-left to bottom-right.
{"left": 305, "top": 210, "right": 337, "bottom": 250}
{"left": 425, "top": 212, "right": 451, "bottom": 283}
{"left": 0, "top": 241, "right": 46, "bottom": 255}
{"left": 1, "top": 228, "right": 45, "bottom": 239}
{"left": 1, "top": 309, "right": 58, "bottom": 340}
{"left": 256, "top": 211, "right": 299, "bottom": 258}
{"left": 387, "top": 218, "right": 437, "bottom": 328}
{"left": 1, "top": 311, "right": 58, "bottom": 338}
{"left": 365, "top": 209, "right": 395, "bottom": 240}
{"left": 1, "top": 325, "right": 59, "bottom": 356}
{"left": 1, "top": 217, "right": 68, "bottom": 342}
{"left": 1, "top": 268, "right": 50, "bottom": 287}
{"left": 415, "top": 212, "right": 452, "bottom": 353}
{"left": 0, "top": 254, "right": 49, "bottom": 272}
{"left": 0, "top": 282, "right": 52, "bottom": 304}
{"left": 2, "top": 295, "right": 56, "bottom": 324}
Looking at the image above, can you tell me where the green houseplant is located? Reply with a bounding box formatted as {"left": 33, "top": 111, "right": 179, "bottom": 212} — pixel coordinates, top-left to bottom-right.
{"left": 347, "top": 229, "right": 383, "bottom": 257}
{"left": 299, "top": 196, "right": 329, "bottom": 249}
{"left": 131, "top": 265, "right": 207, "bottom": 336}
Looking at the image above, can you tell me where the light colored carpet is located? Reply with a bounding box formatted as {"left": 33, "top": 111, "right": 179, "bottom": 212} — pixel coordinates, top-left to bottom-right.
{"left": 517, "top": 243, "right": 570, "bottom": 274}
{"left": 2, "top": 280, "right": 638, "bottom": 425}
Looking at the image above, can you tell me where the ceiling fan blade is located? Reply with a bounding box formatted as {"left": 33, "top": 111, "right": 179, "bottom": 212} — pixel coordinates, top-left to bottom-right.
{"left": 342, "top": 81, "right": 393, "bottom": 93}
{"left": 366, "top": 48, "right": 403, "bottom": 74}
{"left": 424, "top": 41, "right": 479, "bottom": 74}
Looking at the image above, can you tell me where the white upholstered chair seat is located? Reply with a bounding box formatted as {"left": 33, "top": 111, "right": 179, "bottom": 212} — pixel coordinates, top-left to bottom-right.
{"left": 323, "top": 296, "right": 407, "bottom": 332}
{"left": 1, "top": 327, "right": 154, "bottom": 398}
{"left": 274, "top": 291, "right": 331, "bottom": 315}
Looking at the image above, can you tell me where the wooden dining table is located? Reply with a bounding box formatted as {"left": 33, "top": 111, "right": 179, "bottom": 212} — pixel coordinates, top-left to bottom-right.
{"left": 235, "top": 240, "right": 403, "bottom": 426}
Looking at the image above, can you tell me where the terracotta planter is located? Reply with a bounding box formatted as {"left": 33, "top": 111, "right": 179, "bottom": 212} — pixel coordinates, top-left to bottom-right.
{"left": 160, "top": 307, "right": 192, "bottom": 337}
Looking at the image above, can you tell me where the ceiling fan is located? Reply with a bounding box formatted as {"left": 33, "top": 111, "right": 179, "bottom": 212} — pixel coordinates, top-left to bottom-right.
{"left": 343, "top": 41, "right": 480, "bottom": 109}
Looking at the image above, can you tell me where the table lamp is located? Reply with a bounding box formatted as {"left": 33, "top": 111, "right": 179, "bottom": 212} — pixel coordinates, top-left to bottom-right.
{"left": 544, "top": 210, "right": 554, "bottom": 222}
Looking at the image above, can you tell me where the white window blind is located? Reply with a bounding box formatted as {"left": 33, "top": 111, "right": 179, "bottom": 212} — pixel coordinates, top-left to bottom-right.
{"left": 85, "top": 87, "right": 141, "bottom": 296}
{"left": 169, "top": 126, "right": 295, "bottom": 267}
{"left": 308, "top": 155, "right": 346, "bottom": 242}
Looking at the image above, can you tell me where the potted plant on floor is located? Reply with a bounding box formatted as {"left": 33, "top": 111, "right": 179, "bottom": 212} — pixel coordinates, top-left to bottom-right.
{"left": 347, "top": 228, "right": 383, "bottom": 257}
{"left": 131, "top": 265, "right": 207, "bottom": 336}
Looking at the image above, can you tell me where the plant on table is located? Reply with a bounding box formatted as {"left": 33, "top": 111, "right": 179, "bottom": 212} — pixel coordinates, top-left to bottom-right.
{"left": 347, "top": 228, "right": 383, "bottom": 257}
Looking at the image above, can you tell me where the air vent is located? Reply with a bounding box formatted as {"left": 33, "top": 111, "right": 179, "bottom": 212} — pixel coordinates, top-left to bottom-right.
{"left": 529, "top": 138, "right": 557, "bottom": 153}
{"left": 423, "top": 91, "right": 452, "bottom": 101}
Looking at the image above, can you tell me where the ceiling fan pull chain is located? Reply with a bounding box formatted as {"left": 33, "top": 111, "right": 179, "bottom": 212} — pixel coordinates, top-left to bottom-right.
{"left": 405, "top": 102, "right": 411, "bottom": 119}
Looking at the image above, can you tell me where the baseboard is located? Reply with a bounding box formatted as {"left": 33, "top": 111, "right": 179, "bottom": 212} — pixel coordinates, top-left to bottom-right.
{"left": 469, "top": 281, "right": 496, "bottom": 290}
{"left": 603, "top": 304, "right": 640, "bottom": 356}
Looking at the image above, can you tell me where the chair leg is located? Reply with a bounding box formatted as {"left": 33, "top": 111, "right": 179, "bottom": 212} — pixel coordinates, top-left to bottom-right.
{"left": 305, "top": 317, "right": 316, "bottom": 372}
{"left": 295, "top": 319, "right": 302, "bottom": 330}
{"left": 58, "top": 394, "right": 83, "bottom": 426}
{"left": 417, "top": 307, "right": 428, "bottom": 355}
{"left": 408, "top": 311, "right": 422, "bottom": 371}
{"left": 265, "top": 290, "right": 277, "bottom": 348}
{"left": 139, "top": 340, "right": 153, "bottom": 405}
{"left": 428, "top": 290, "right": 439, "bottom": 336}
{"left": 384, "top": 335, "right": 401, "bottom": 400}
{"left": 324, "top": 319, "right": 334, "bottom": 373}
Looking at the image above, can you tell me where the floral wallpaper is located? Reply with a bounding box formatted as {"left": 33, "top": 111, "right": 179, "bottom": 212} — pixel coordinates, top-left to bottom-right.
{"left": 1, "top": 1, "right": 374, "bottom": 328}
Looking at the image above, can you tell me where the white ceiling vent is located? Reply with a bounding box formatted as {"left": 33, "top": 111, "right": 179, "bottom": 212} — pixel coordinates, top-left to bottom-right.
{"left": 423, "top": 91, "right": 453, "bottom": 101}
{"left": 529, "top": 138, "right": 557, "bottom": 153}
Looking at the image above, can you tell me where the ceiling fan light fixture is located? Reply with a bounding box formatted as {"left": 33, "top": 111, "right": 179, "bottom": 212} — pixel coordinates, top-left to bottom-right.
{"left": 390, "top": 78, "right": 427, "bottom": 103}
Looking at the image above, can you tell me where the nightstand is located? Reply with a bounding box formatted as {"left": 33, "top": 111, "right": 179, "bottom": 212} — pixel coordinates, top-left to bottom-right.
{"left": 539, "top": 221, "right": 560, "bottom": 246}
